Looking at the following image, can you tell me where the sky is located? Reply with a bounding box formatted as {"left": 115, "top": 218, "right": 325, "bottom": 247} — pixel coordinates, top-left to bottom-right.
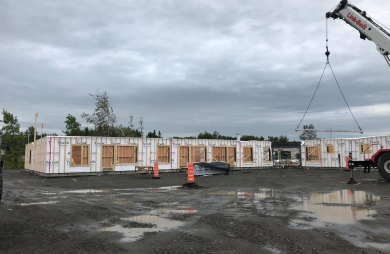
{"left": 0, "top": 0, "right": 389, "bottom": 140}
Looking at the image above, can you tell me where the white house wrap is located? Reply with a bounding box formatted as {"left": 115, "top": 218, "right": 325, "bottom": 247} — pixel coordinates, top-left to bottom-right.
{"left": 301, "top": 135, "right": 390, "bottom": 168}
{"left": 25, "top": 136, "right": 273, "bottom": 175}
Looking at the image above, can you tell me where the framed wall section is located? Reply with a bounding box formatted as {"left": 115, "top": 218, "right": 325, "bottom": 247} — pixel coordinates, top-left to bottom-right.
{"left": 156, "top": 145, "right": 171, "bottom": 164}
{"left": 116, "top": 145, "right": 139, "bottom": 165}
{"left": 243, "top": 146, "right": 254, "bottom": 164}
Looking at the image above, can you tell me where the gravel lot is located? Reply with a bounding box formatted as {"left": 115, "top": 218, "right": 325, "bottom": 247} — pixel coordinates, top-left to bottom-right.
{"left": 1, "top": 168, "right": 390, "bottom": 254}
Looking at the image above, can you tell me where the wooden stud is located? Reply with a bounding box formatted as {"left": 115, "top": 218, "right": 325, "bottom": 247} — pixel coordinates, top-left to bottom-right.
{"left": 58, "top": 137, "right": 61, "bottom": 174}
{"left": 64, "top": 137, "right": 67, "bottom": 173}
{"left": 52, "top": 137, "right": 56, "bottom": 173}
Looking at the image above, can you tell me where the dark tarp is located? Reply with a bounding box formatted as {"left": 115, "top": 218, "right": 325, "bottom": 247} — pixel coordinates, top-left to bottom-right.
{"left": 193, "top": 162, "right": 230, "bottom": 176}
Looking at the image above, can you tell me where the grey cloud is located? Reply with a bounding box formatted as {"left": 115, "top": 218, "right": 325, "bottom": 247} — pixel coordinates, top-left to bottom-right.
{"left": 0, "top": 0, "right": 389, "bottom": 141}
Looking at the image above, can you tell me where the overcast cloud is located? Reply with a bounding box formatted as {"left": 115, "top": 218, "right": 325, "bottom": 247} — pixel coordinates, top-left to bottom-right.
{"left": 0, "top": 0, "right": 389, "bottom": 140}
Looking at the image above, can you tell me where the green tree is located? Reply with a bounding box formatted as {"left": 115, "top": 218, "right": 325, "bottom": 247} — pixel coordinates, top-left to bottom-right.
{"left": 196, "top": 131, "right": 235, "bottom": 140}
{"left": 277, "top": 135, "right": 289, "bottom": 144}
{"left": 267, "top": 135, "right": 289, "bottom": 144}
{"left": 115, "top": 116, "right": 141, "bottom": 137}
{"left": 299, "top": 124, "right": 317, "bottom": 141}
{"left": 25, "top": 126, "right": 35, "bottom": 137}
{"left": 82, "top": 127, "right": 94, "bottom": 136}
{"left": 24, "top": 126, "right": 35, "bottom": 143}
{"left": 241, "top": 135, "right": 265, "bottom": 141}
{"left": 63, "top": 114, "right": 82, "bottom": 136}
{"left": 0, "top": 109, "right": 25, "bottom": 169}
{"left": 197, "top": 131, "right": 215, "bottom": 139}
{"left": 146, "top": 130, "right": 159, "bottom": 138}
{"left": 81, "top": 91, "right": 117, "bottom": 137}
{"left": 115, "top": 125, "right": 141, "bottom": 137}
{"left": 23, "top": 126, "right": 57, "bottom": 141}
{"left": 267, "top": 136, "right": 279, "bottom": 143}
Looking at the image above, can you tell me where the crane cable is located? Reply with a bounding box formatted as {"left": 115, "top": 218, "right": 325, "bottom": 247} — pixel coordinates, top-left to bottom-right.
{"left": 296, "top": 18, "right": 362, "bottom": 132}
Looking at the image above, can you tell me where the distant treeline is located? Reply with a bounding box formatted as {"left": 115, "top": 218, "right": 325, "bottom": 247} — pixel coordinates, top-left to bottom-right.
{"left": 174, "top": 131, "right": 291, "bottom": 144}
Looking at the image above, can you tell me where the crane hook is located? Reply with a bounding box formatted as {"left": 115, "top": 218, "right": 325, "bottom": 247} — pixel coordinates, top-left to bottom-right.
{"left": 325, "top": 46, "right": 330, "bottom": 61}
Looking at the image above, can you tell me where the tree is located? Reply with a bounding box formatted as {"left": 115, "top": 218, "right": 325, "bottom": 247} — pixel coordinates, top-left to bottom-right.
{"left": 158, "top": 131, "right": 161, "bottom": 138}
{"left": 241, "top": 135, "right": 265, "bottom": 141}
{"left": 63, "top": 114, "right": 82, "bottom": 136}
{"left": 129, "top": 115, "right": 134, "bottom": 128}
{"left": 24, "top": 126, "right": 35, "bottom": 143}
{"left": 0, "top": 109, "right": 25, "bottom": 169}
{"left": 81, "top": 91, "right": 117, "bottom": 137}
{"left": 299, "top": 124, "right": 317, "bottom": 141}
{"left": 277, "top": 135, "right": 289, "bottom": 145}
{"left": 196, "top": 131, "right": 235, "bottom": 140}
{"left": 114, "top": 115, "right": 141, "bottom": 137}
{"left": 25, "top": 126, "right": 35, "bottom": 137}
{"left": 146, "top": 130, "right": 159, "bottom": 138}
{"left": 23, "top": 126, "right": 57, "bottom": 141}
{"left": 138, "top": 117, "right": 144, "bottom": 137}
{"left": 197, "top": 131, "right": 215, "bottom": 139}
{"left": 115, "top": 124, "right": 141, "bottom": 137}
{"left": 82, "top": 127, "right": 94, "bottom": 136}
{"left": 267, "top": 136, "right": 279, "bottom": 143}
{"left": 266, "top": 135, "right": 289, "bottom": 144}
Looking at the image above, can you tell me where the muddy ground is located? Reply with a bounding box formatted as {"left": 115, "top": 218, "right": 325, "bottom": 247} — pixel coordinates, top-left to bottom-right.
{"left": 1, "top": 168, "right": 390, "bottom": 254}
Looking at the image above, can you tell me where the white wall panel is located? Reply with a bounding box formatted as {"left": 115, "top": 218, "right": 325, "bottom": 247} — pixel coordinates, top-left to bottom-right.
{"left": 27, "top": 136, "right": 275, "bottom": 175}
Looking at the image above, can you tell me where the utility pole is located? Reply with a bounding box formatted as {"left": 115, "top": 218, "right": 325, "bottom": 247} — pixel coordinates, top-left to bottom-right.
{"left": 41, "top": 124, "right": 43, "bottom": 139}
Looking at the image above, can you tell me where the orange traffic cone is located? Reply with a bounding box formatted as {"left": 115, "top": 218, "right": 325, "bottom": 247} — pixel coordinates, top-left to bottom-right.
{"left": 182, "top": 162, "right": 198, "bottom": 187}
{"left": 153, "top": 162, "right": 160, "bottom": 179}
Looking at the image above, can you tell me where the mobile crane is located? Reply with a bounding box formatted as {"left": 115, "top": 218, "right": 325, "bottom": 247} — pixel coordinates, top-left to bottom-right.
{"left": 326, "top": 0, "right": 390, "bottom": 67}
{"left": 326, "top": 0, "right": 390, "bottom": 181}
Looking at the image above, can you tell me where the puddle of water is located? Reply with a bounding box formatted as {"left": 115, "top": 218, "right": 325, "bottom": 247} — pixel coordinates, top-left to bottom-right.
{"left": 264, "top": 247, "right": 281, "bottom": 254}
{"left": 365, "top": 242, "right": 390, "bottom": 251}
{"left": 114, "top": 201, "right": 132, "bottom": 205}
{"left": 150, "top": 209, "right": 198, "bottom": 215}
{"left": 290, "top": 190, "right": 389, "bottom": 251}
{"left": 16, "top": 201, "right": 59, "bottom": 206}
{"left": 177, "top": 205, "right": 192, "bottom": 209}
{"left": 203, "top": 188, "right": 274, "bottom": 200}
{"left": 153, "top": 186, "right": 182, "bottom": 190}
{"left": 112, "top": 186, "right": 182, "bottom": 192}
{"left": 47, "top": 196, "right": 68, "bottom": 200}
{"left": 100, "top": 215, "right": 184, "bottom": 242}
{"left": 40, "top": 189, "right": 110, "bottom": 195}
{"left": 291, "top": 190, "right": 380, "bottom": 226}
{"left": 149, "top": 186, "right": 183, "bottom": 193}
{"left": 61, "top": 189, "right": 111, "bottom": 194}
{"left": 159, "top": 202, "right": 180, "bottom": 206}
{"left": 40, "top": 186, "right": 181, "bottom": 196}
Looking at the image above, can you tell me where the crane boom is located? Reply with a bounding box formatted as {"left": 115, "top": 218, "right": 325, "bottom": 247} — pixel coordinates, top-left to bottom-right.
{"left": 326, "top": 0, "right": 390, "bottom": 67}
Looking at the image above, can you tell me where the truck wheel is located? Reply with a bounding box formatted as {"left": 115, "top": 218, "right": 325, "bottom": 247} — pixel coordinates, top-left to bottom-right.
{"left": 378, "top": 153, "right": 390, "bottom": 181}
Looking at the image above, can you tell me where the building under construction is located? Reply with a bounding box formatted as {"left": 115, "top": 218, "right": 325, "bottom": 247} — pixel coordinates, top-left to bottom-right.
{"left": 301, "top": 135, "right": 390, "bottom": 168}
{"left": 24, "top": 136, "right": 273, "bottom": 176}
